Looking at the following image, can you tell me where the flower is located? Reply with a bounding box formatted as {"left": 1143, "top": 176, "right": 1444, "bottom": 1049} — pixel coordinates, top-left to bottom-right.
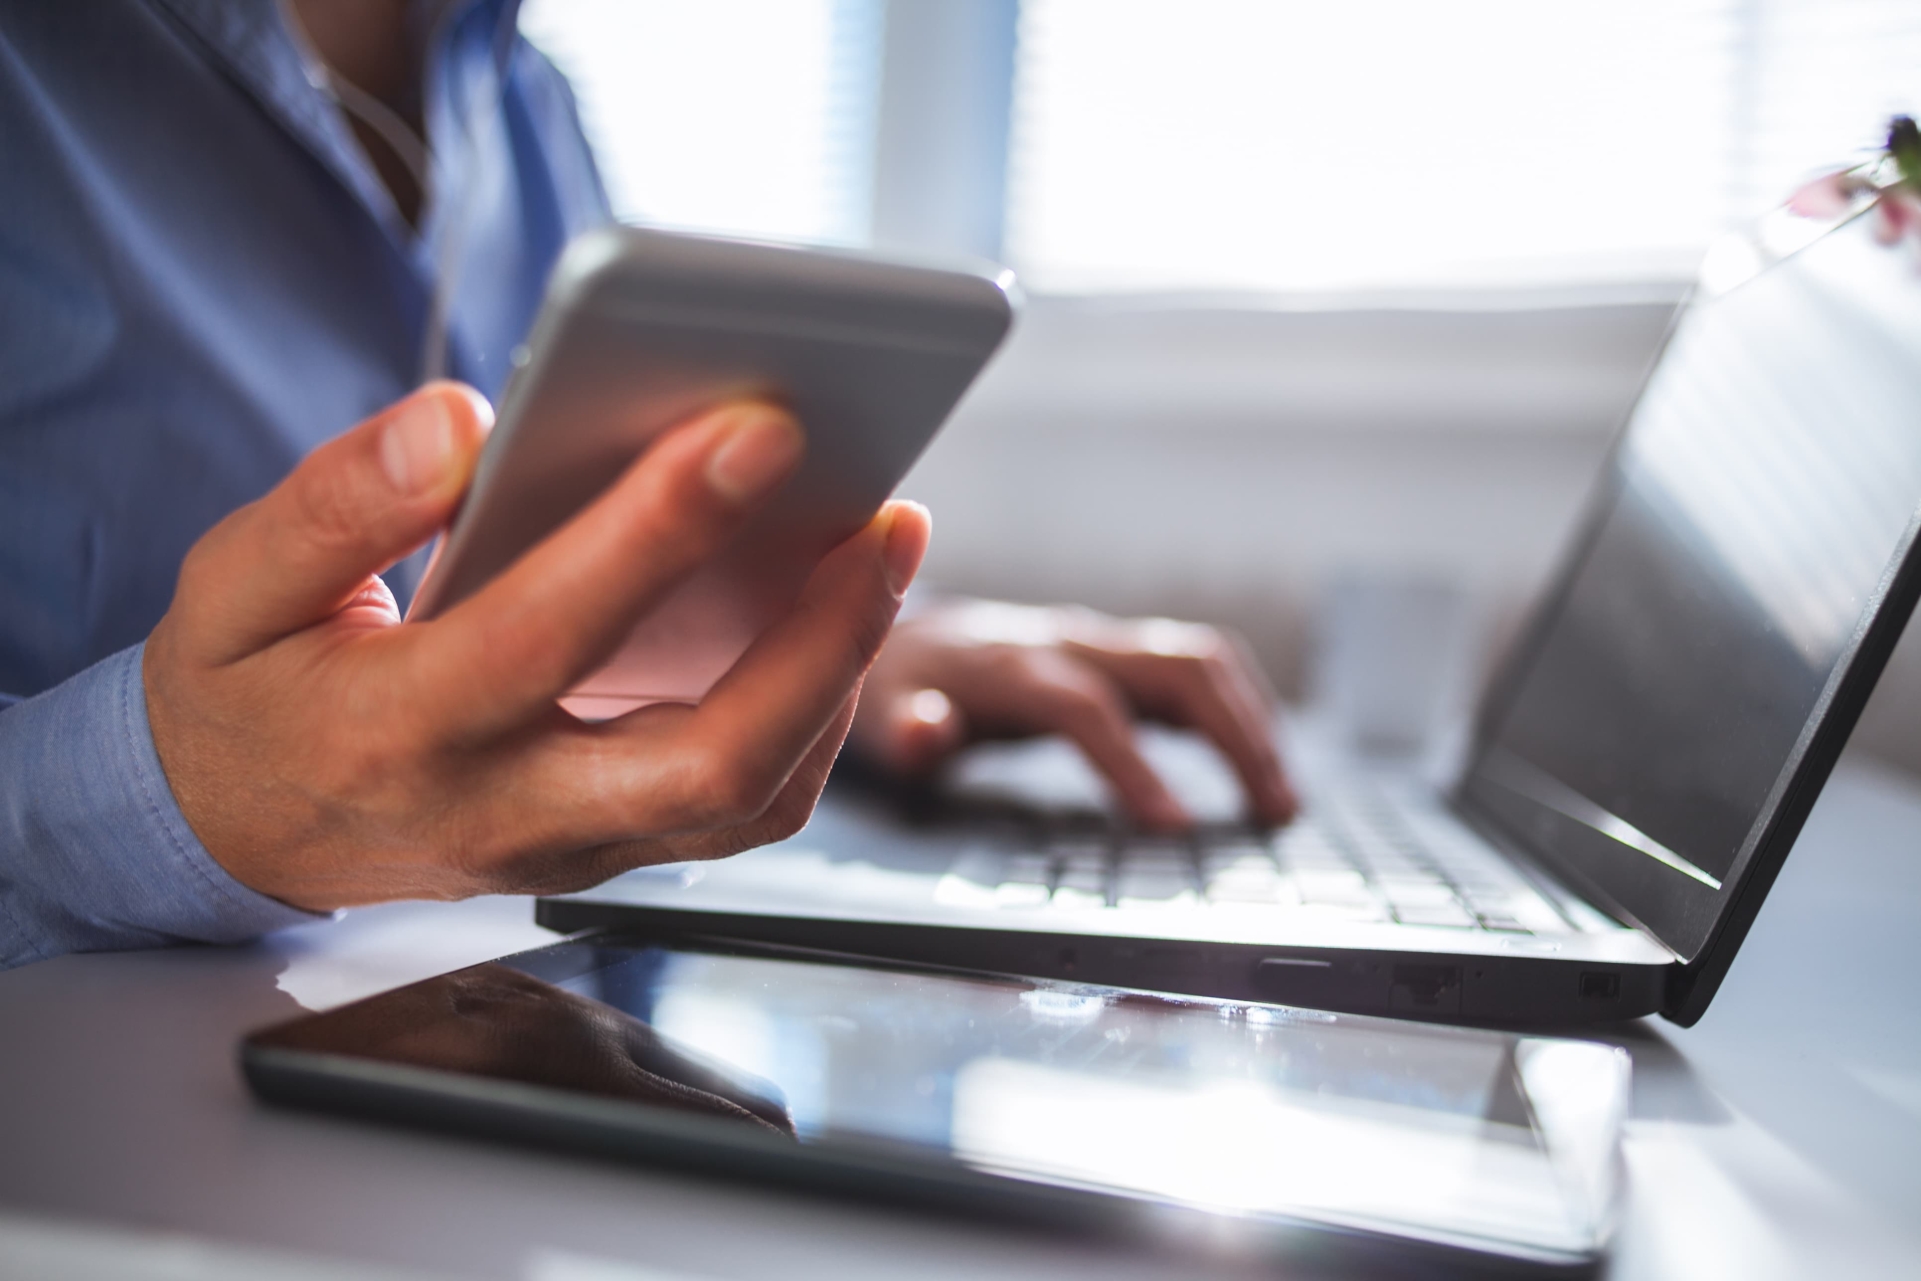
{"left": 1786, "top": 115, "right": 1921, "bottom": 259}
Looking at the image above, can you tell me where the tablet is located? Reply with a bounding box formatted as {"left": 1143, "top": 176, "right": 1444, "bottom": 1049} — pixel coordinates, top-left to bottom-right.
{"left": 408, "top": 226, "right": 1018, "bottom": 716}
{"left": 243, "top": 935, "right": 1628, "bottom": 1272}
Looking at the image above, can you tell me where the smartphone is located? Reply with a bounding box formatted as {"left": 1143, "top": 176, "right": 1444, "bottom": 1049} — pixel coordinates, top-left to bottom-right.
{"left": 408, "top": 226, "right": 1018, "bottom": 716}
{"left": 242, "top": 934, "right": 1629, "bottom": 1272}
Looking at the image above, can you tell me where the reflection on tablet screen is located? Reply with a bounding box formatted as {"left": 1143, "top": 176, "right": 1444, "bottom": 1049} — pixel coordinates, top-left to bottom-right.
{"left": 251, "top": 940, "right": 1628, "bottom": 1261}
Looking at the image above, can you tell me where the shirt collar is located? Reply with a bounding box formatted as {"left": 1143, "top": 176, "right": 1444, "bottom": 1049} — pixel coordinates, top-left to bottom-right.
{"left": 148, "top": 0, "right": 520, "bottom": 251}
{"left": 150, "top": 0, "right": 401, "bottom": 242}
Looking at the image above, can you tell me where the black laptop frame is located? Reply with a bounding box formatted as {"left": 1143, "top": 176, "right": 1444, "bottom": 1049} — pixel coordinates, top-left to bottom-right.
{"left": 1451, "top": 206, "right": 1921, "bottom": 1025}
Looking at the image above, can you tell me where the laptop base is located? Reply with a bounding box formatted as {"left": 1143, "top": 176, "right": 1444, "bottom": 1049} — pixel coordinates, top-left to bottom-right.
{"left": 536, "top": 896, "right": 1665, "bottom": 1026}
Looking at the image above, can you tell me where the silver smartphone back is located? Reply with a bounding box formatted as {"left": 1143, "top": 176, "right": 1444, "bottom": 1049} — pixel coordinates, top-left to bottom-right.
{"left": 408, "top": 225, "right": 1018, "bottom": 716}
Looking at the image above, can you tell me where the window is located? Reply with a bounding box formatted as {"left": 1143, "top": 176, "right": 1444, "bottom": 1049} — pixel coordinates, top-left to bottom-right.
{"left": 518, "top": 0, "right": 883, "bottom": 246}
{"left": 1006, "top": 0, "right": 1921, "bottom": 292}
{"left": 523, "top": 0, "right": 1921, "bottom": 293}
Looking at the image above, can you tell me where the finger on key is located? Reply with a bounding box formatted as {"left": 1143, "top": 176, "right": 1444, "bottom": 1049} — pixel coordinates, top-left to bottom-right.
{"left": 1014, "top": 648, "right": 1190, "bottom": 830}
{"left": 1070, "top": 625, "right": 1296, "bottom": 825}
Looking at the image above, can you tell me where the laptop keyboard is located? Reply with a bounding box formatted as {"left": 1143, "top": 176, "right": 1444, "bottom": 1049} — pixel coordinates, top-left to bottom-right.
{"left": 937, "top": 788, "right": 1574, "bottom": 935}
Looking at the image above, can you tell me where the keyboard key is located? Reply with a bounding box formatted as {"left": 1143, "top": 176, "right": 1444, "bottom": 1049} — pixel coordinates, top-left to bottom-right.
{"left": 947, "top": 851, "right": 1004, "bottom": 886}
{"left": 1343, "top": 833, "right": 1405, "bottom": 867}
{"left": 1118, "top": 838, "right": 1192, "bottom": 866}
{"left": 1116, "top": 866, "right": 1194, "bottom": 894}
{"left": 1202, "top": 852, "right": 1278, "bottom": 879}
{"left": 1475, "top": 913, "right": 1531, "bottom": 933}
{"left": 1205, "top": 865, "right": 1285, "bottom": 889}
{"left": 1294, "top": 869, "right": 1371, "bottom": 904}
{"left": 1454, "top": 871, "right": 1521, "bottom": 892}
{"left": 1393, "top": 902, "right": 1477, "bottom": 928}
{"left": 1002, "top": 854, "right": 1051, "bottom": 885}
{"left": 1377, "top": 877, "right": 1458, "bottom": 909}
{"left": 1461, "top": 889, "right": 1568, "bottom": 932}
{"left": 1051, "top": 886, "right": 1108, "bottom": 910}
{"left": 1048, "top": 838, "right": 1109, "bottom": 866}
{"left": 1058, "top": 851, "right": 1109, "bottom": 877}
{"left": 1201, "top": 840, "right": 1270, "bottom": 862}
{"left": 1056, "top": 867, "right": 1107, "bottom": 895}
{"left": 1119, "top": 864, "right": 1193, "bottom": 888}
{"left": 1271, "top": 827, "right": 1350, "bottom": 869}
{"left": 1375, "top": 869, "right": 1448, "bottom": 887}
{"left": 1121, "top": 835, "right": 1190, "bottom": 853}
{"left": 1115, "top": 864, "right": 1198, "bottom": 906}
{"left": 1440, "top": 867, "right": 1526, "bottom": 895}
{"left": 993, "top": 881, "right": 1052, "bottom": 909}
{"left": 1363, "top": 858, "right": 1430, "bottom": 881}
{"left": 1205, "top": 872, "right": 1297, "bottom": 905}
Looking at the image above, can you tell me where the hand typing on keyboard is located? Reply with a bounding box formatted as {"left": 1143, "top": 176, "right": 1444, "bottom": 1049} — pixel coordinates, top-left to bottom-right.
{"left": 848, "top": 600, "right": 1298, "bottom": 830}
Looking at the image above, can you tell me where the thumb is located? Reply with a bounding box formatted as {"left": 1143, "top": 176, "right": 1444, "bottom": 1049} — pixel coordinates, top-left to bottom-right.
{"left": 174, "top": 382, "right": 492, "bottom": 663}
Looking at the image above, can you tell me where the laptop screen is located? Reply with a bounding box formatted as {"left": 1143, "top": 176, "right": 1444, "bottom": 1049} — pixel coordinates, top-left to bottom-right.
{"left": 1461, "top": 208, "right": 1921, "bottom": 961}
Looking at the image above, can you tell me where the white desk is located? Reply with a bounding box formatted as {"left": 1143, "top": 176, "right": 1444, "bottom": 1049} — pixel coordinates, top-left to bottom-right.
{"left": 3, "top": 751, "right": 1918, "bottom": 1280}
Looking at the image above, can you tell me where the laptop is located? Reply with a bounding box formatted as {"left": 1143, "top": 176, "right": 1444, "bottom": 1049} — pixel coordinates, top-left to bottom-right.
{"left": 539, "top": 203, "right": 1921, "bottom": 1028}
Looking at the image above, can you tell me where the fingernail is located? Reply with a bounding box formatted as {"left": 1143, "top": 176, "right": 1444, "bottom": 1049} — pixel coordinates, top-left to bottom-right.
{"left": 882, "top": 501, "right": 928, "bottom": 596}
{"left": 706, "top": 408, "right": 803, "bottom": 502}
{"left": 380, "top": 393, "right": 456, "bottom": 495}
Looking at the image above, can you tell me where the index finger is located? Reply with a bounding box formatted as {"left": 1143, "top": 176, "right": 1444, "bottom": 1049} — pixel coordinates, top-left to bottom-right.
{"left": 1069, "top": 626, "right": 1298, "bottom": 825}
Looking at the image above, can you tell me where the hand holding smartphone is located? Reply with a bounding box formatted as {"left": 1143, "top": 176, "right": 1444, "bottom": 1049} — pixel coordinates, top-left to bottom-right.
{"left": 145, "top": 224, "right": 1007, "bottom": 911}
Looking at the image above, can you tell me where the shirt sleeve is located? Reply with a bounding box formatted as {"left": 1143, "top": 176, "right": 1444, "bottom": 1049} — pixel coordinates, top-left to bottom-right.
{"left": 0, "top": 642, "right": 324, "bottom": 970}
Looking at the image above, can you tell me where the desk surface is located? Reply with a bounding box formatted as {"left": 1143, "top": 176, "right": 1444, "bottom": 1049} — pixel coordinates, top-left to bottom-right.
{"left": 3, "top": 751, "right": 1919, "bottom": 1280}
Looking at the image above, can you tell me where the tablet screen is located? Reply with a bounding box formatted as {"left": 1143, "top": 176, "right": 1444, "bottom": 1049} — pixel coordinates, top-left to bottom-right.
{"left": 249, "top": 939, "right": 1627, "bottom": 1263}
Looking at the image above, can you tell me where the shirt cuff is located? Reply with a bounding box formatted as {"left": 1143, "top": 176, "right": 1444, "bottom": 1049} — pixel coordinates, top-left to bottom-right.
{"left": 0, "top": 643, "right": 324, "bottom": 969}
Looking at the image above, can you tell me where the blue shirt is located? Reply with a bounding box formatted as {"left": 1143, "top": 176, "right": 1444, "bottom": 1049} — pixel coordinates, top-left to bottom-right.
{"left": 0, "top": 0, "right": 609, "bottom": 967}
